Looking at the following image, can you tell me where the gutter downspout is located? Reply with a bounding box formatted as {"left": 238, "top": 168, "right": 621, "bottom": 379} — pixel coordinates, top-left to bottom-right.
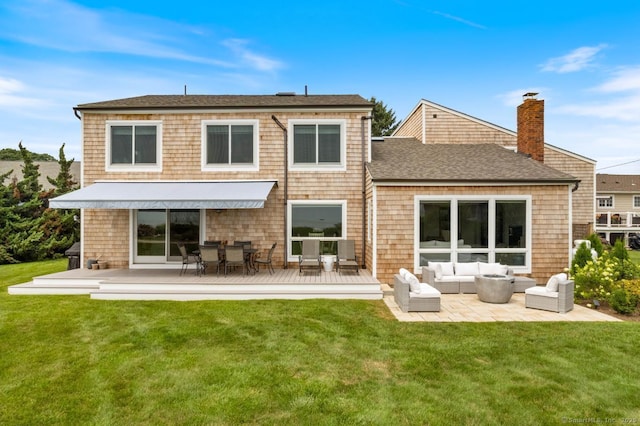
{"left": 361, "top": 115, "right": 372, "bottom": 269}
{"left": 272, "top": 115, "right": 288, "bottom": 269}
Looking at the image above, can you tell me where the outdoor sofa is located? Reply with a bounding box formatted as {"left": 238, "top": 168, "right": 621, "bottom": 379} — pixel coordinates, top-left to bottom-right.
{"left": 422, "top": 261, "right": 536, "bottom": 294}
{"left": 393, "top": 268, "right": 441, "bottom": 312}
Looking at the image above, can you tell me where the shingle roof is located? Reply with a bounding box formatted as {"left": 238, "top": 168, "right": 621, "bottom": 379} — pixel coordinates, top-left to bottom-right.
{"left": 596, "top": 174, "right": 640, "bottom": 192}
{"left": 76, "top": 94, "right": 372, "bottom": 110}
{"left": 368, "top": 138, "right": 577, "bottom": 183}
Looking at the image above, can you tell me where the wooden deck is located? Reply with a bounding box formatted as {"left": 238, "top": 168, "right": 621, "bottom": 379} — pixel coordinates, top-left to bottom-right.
{"left": 8, "top": 267, "right": 383, "bottom": 301}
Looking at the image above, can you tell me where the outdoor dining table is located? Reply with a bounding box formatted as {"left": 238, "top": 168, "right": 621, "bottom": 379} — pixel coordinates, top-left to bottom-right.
{"left": 193, "top": 246, "right": 259, "bottom": 275}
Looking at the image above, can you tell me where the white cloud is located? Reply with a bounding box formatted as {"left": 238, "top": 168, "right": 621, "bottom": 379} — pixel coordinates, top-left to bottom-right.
{"left": 0, "top": 0, "right": 279, "bottom": 70}
{"left": 222, "top": 39, "right": 283, "bottom": 72}
{"left": 593, "top": 66, "right": 640, "bottom": 93}
{"left": 556, "top": 66, "right": 640, "bottom": 121}
{"left": 430, "top": 11, "right": 487, "bottom": 29}
{"left": 0, "top": 76, "right": 48, "bottom": 107}
{"left": 541, "top": 44, "right": 607, "bottom": 73}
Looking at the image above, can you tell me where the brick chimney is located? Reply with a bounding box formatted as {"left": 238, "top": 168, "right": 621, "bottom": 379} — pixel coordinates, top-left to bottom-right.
{"left": 517, "top": 93, "right": 544, "bottom": 162}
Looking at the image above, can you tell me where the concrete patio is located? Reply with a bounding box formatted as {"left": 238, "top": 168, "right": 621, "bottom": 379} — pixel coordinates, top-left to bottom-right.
{"left": 381, "top": 286, "right": 621, "bottom": 322}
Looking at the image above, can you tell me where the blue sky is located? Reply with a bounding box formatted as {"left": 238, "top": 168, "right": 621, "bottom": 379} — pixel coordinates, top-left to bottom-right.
{"left": 1, "top": 0, "right": 640, "bottom": 173}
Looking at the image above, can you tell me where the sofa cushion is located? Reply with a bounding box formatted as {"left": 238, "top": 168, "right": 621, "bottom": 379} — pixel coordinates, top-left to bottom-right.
{"left": 437, "top": 276, "right": 461, "bottom": 282}
{"left": 410, "top": 283, "right": 441, "bottom": 298}
{"left": 478, "top": 262, "right": 508, "bottom": 275}
{"left": 405, "top": 272, "right": 421, "bottom": 293}
{"left": 545, "top": 273, "right": 567, "bottom": 292}
{"left": 429, "top": 261, "right": 454, "bottom": 278}
{"left": 455, "top": 262, "right": 479, "bottom": 276}
{"left": 526, "top": 286, "right": 558, "bottom": 297}
{"left": 453, "top": 275, "right": 475, "bottom": 282}
{"left": 399, "top": 268, "right": 411, "bottom": 279}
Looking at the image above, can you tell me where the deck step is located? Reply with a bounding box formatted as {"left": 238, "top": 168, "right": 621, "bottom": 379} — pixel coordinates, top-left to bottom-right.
{"left": 8, "top": 281, "right": 100, "bottom": 295}
{"left": 90, "top": 283, "right": 383, "bottom": 301}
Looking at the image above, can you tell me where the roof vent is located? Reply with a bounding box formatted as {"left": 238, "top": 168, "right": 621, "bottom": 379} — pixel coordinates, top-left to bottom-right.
{"left": 276, "top": 92, "right": 296, "bottom": 96}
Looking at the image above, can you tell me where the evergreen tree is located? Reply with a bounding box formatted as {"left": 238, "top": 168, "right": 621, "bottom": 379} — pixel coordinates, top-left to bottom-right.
{"left": 370, "top": 96, "right": 400, "bottom": 136}
{"left": 15, "top": 141, "right": 42, "bottom": 202}
{"left": 571, "top": 242, "right": 593, "bottom": 275}
{"left": 47, "top": 143, "right": 77, "bottom": 196}
{"left": 0, "top": 142, "right": 79, "bottom": 263}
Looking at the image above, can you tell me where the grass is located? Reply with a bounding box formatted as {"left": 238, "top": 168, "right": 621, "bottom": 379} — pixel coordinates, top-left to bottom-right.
{"left": 628, "top": 249, "right": 640, "bottom": 265}
{"left": 1, "top": 261, "right": 640, "bottom": 424}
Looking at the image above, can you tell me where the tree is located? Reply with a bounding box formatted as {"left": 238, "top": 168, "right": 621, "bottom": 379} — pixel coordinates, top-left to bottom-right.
{"left": 15, "top": 141, "right": 42, "bottom": 202}
{"left": 370, "top": 96, "right": 400, "bottom": 136}
{"left": 0, "top": 147, "right": 55, "bottom": 161}
{"left": 0, "top": 142, "right": 79, "bottom": 263}
{"left": 47, "top": 143, "right": 77, "bottom": 196}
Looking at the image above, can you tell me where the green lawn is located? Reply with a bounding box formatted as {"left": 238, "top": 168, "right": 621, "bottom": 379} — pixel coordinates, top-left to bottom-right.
{"left": 1, "top": 260, "right": 639, "bottom": 425}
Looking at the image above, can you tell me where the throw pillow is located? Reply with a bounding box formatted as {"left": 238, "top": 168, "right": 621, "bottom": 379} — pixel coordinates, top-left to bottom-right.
{"left": 455, "top": 262, "right": 479, "bottom": 276}
{"left": 399, "top": 268, "right": 410, "bottom": 279}
{"left": 429, "top": 261, "right": 454, "bottom": 277}
{"left": 434, "top": 263, "right": 443, "bottom": 279}
{"left": 478, "top": 262, "right": 500, "bottom": 275}
{"left": 545, "top": 273, "right": 567, "bottom": 292}
{"left": 405, "top": 272, "right": 421, "bottom": 293}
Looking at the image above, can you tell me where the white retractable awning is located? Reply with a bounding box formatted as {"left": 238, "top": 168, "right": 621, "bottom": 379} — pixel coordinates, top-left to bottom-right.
{"left": 49, "top": 181, "right": 277, "bottom": 209}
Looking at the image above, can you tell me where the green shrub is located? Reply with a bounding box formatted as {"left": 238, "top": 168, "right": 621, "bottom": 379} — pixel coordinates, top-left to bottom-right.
{"left": 587, "top": 233, "right": 605, "bottom": 257}
{"left": 573, "top": 252, "right": 619, "bottom": 300}
{"left": 608, "top": 288, "right": 638, "bottom": 315}
{"left": 571, "top": 242, "right": 593, "bottom": 275}
{"left": 611, "top": 239, "right": 629, "bottom": 262}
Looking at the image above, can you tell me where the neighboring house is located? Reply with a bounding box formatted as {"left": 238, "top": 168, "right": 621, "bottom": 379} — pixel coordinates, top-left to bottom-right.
{"left": 51, "top": 94, "right": 373, "bottom": 271}
{"left": 392, "top": 96, "right": 596, "bottom": 240}
{"left": 594, "top": 173, "right": 640, "bottom": 245}
{"left": 0, "top": 161, "right": 81, "bottom": 191}
{"left": 51, "top": 92, "right": 587, "bottom": 284}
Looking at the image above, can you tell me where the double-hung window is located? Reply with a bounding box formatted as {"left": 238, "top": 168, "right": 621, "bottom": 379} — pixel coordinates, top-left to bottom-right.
{"left": 597, "top": 196, "right": 613, "bottom": 208}
{"left": 202, "top": 120, "right": 258, "bottom": 171}
{"left": 106, "top": 121, "right": 162, "bottom": 171}
{"left": 290, "top": 119, "right": 345, "bottom": 170}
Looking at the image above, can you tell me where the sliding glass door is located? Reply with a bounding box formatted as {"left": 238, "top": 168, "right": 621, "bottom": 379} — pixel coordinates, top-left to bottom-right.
{"left": 134, "top": 209, "right": 200, "bottom": 264}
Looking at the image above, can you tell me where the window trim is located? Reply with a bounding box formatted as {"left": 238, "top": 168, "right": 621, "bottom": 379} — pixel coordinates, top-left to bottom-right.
{"left": 288, "top": 119, "right": 347, "bottom": 171}
{"left": 633, "top": 195, "right": 640, "bottom": 209}
{"left": 597, "top": 195, "right": 614, "bottom": 209}
{"left": 201, "top": 119, "right": 259, "bottom": 171}
{"left": 105, "top": 120, "right": 162, "bottom": 172}
{"left": 414, "top": 195, "right": 532, "bottom": 273}
{"left": 287, "top": 200, "right": 347, "bottom": 261}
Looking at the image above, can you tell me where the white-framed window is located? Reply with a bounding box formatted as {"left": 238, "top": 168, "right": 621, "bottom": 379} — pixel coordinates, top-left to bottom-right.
{"left": 289, "top": 119, "right": 346, "bottom": 171}
{"left": 597, "top": 196, "right": 614, "bottom": 208}
{"left": 106, "top": 121, "right": 162, "bottom": 171}
{"left": 201, "top": 120, "right": 259, "bottom": 171}
{"left": 414, "top": 195, "right": 532, "bottom": 272}
{"left": 633, "top": 195, "right": 640, "bottom": 208}
{"left": 288, "top": 200, "right": 346, "bottom": 260}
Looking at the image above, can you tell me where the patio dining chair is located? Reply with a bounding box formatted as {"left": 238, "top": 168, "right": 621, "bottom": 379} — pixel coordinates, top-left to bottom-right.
{"left": 336, "top": 240, "right": 359, "bottom": 275}
{"left": 255, "top": 242, "right": 277, "bottom": 274}
{"left": 224, "top": 245, "right": 246, "bottom": 276}
{"left": 199, "top": 245, "right": 223, "bottom": 276}
{"left": 298, "top": 240, "right": 321, "bottom": 275}
{"left": 177, "top": 243, "right": 200, "bottom": 276}
{"left": 233, "top": 240, "right": 251, "bottom": 248}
